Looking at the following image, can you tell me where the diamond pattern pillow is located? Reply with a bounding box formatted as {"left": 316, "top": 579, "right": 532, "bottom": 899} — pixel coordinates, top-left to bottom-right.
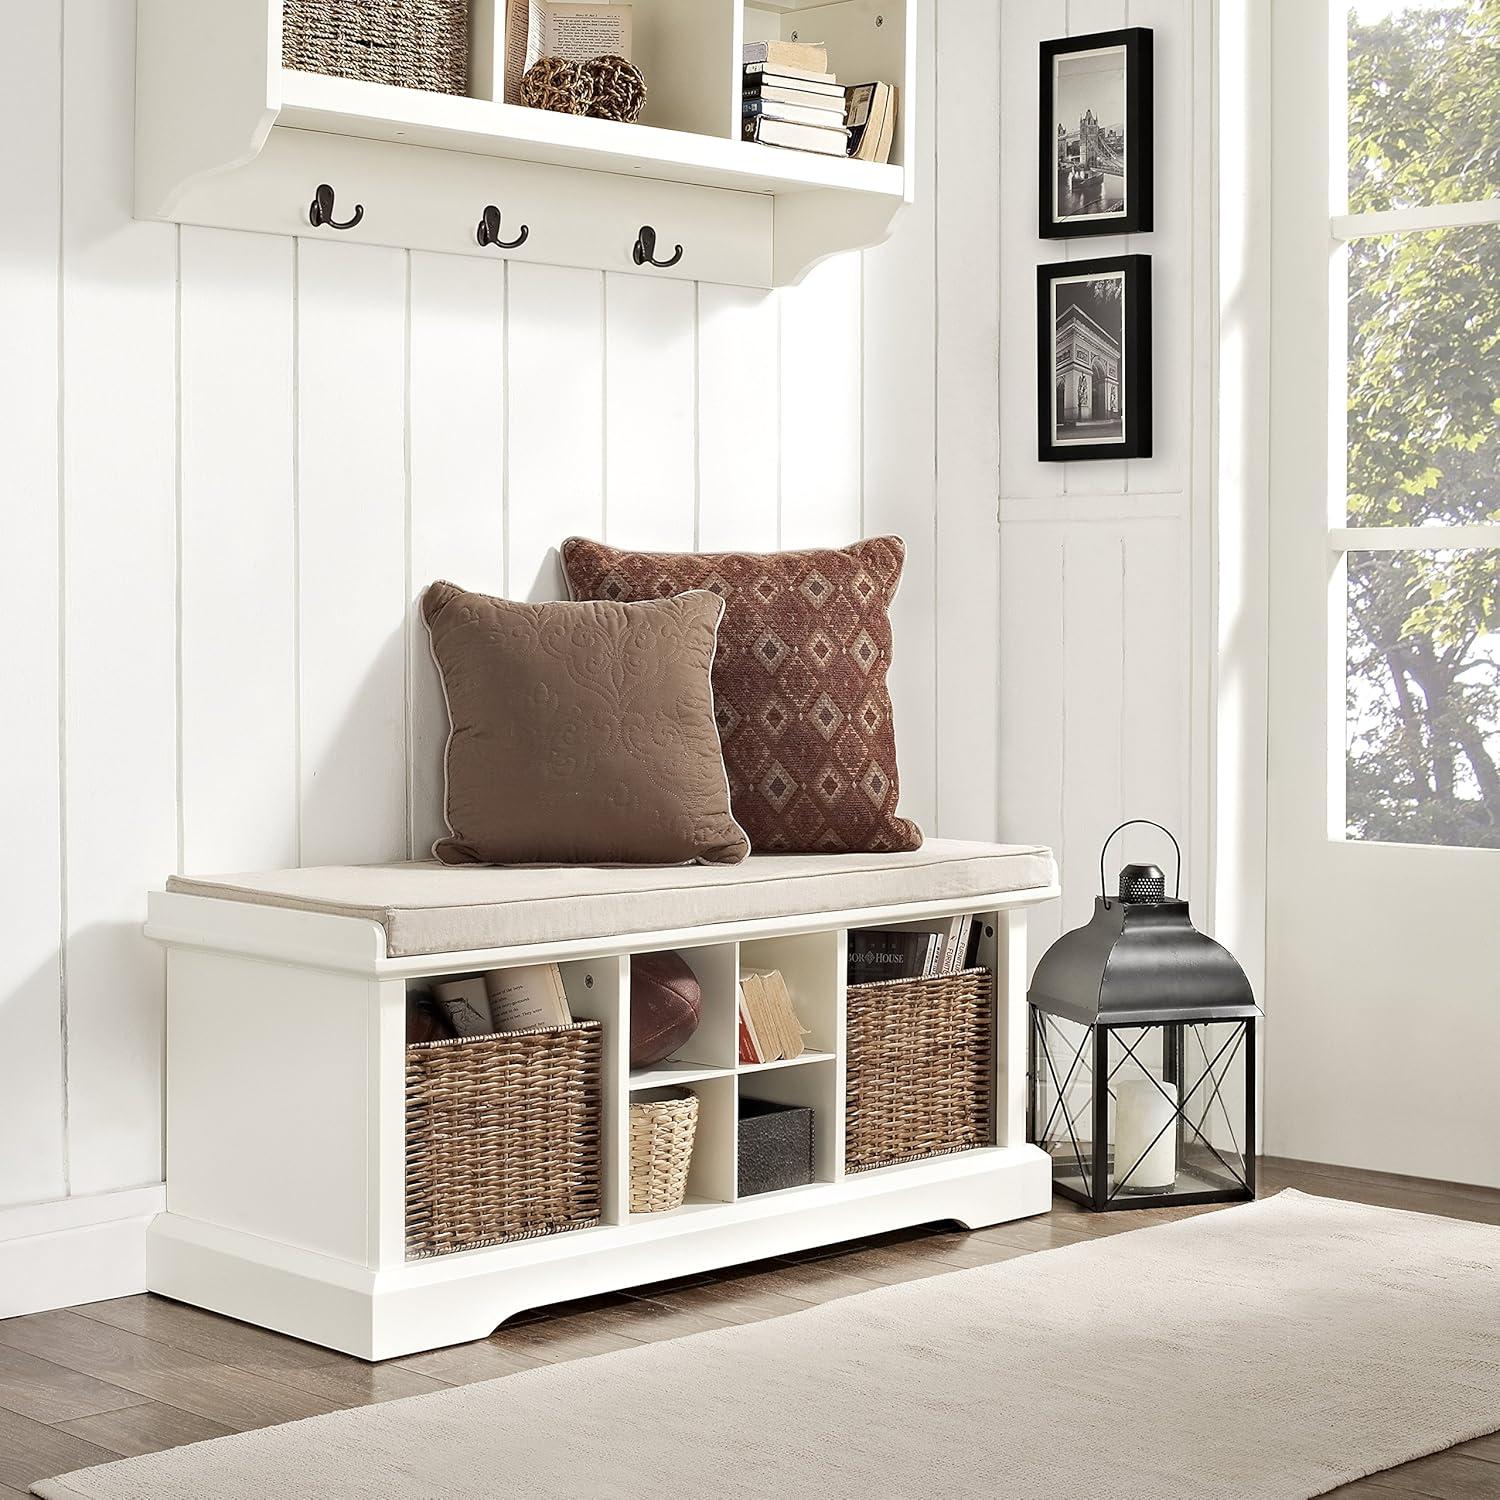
{"left": 561, "top": 537, "right": 922, "bottom": 854}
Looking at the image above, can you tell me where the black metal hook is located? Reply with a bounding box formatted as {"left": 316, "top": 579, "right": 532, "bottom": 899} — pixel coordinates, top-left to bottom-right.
{"left": 477, "top": 204, "right": 529, "bottom": 250}
{"left": 308, "top": 183, "right": 364, "bottom": 231}
{"left": 632, "top": 225, "right": 683, "bottom": 269}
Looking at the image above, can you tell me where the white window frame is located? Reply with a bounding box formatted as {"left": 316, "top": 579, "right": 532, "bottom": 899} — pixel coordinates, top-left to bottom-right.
{"left": 1323, "top": 0, "right": 1500, "bottom": 844}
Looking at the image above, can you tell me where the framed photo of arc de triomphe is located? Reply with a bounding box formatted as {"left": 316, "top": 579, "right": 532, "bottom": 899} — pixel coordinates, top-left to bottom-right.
{"left": 1039, "top": 27, "right": 1153, "bottom": 239}
{"left": 1037, "top": 255, "right": 1152, "bottom": 462}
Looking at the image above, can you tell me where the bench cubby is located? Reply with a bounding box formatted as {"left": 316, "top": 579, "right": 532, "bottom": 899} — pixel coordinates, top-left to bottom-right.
{"left": 146, "top": 840, "right": 1057, "bottom": 1359}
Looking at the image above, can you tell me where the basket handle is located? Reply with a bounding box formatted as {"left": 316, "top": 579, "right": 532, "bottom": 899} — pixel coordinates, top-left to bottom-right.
{"left": 1099, "top": 819, "right": 1181, "bottom": 908}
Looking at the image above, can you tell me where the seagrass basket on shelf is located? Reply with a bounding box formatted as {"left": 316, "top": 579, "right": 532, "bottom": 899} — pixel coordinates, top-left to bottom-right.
{"left": 844, "top": 969, "right": 995, "bottom": 1172}
{"left": 629, "top": 1087, "right": 700, "bottom": 1213}
{"left": 404, "top": 1020, "right": 602, "bottom": 1259}
{"left": 282, "top": 0, "right": 469, "bottom": 95}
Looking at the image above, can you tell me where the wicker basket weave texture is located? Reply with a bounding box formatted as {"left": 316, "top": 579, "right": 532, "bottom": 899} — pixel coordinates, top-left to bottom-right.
{"left": 405, "top": 1021, "right": 602, "bottom": 1259}
{"left": 845, "top": 969, "right": 995, "bottom": 1172}
{"left": 629, "top": 1088, "right": 700, "bottom": 1214}
{"left": 283, "top": 0, "right": 469, "bottom": 95}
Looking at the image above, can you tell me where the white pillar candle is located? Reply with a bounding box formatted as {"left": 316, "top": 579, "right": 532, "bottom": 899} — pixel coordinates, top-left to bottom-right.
{"left": 1115, "top": 1074, "right": 1177, "bottom": 1191}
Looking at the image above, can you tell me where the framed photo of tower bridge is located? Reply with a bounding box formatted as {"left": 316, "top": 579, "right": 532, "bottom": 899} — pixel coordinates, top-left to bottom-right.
{"left": 1037, "top": 255, "right": 1152, "bottom": 462}
{"left": 1038, "top": 27, "right": 1153, "bottom": 238}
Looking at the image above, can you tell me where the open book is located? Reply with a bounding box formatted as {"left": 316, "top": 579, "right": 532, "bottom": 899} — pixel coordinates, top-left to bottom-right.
{"left": 504, "top": 0, "right": 634, "bottom": 105}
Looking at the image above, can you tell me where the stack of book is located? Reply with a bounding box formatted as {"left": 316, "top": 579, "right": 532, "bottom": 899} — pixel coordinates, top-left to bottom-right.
{"left": 430, "top": 963, "right": 573, "bottom": 1036}
{"left": 847, "top": 916, "right": 983, "bottom": 985}
{"left": 742, "top": 40, "right": 849, "bottom": 157}
{"left": 738, "top": 969, "right": 810, "bottom": 1063}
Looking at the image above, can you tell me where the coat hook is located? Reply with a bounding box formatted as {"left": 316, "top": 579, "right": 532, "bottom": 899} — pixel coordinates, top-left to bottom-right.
{"left": 633, "top": 225, "right": 683, "bottom": 269}
{"left": 476, "top": 204, "right": 530, "bottom": 250}
{"left": 308, "top": 183, "right": 364, "bottom": 231}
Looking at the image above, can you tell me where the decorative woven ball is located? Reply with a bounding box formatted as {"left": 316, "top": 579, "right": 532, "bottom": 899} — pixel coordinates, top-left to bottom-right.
{"left": 629, "top": 950, "right": 703, "bottom": 1069}
{"left": 581, "top": 54, "right": 646, "bottom": 123}
{"left": 520, "top": 55, "right": 593, "bottom": 115}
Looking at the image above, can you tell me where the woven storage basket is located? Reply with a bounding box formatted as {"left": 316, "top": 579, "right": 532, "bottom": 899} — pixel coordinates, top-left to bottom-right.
{"left": 845, "top": 969, "right": 994, "bottom": 1172}
{"left": 283, "top": 0, "right": 469, "bottom": 95}
{"left": 629, "top": 1087, "right": 700, "bottom": 1214}
{"left": 405, "top": 1021, "right": 602, "bottom": 1259}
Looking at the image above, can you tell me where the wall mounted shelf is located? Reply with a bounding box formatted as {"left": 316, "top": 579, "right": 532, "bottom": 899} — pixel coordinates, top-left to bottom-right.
{"left": 136, "top": 0, "right": 915, "bottom": 287}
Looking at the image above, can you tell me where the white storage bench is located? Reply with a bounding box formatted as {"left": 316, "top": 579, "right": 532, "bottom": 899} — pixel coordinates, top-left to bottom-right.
{"left": 145, "top": 838, "right": 1059, "bottom": 1360}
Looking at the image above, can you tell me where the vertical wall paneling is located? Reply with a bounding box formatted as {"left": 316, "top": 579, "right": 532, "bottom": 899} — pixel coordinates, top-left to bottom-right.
{"left": 778, "top": 256, "right": 862, "bottom": 548}
{"left": 179, "top": 228, "right": 297, "bottom": 874}
{"left": 604, "top": 274, "right": 696, "bottom": 551}
{"left": 934, "top": 0, "right": 1003, "bottom": 840}
{"left": 863, "top": 0, "right": 938, "bottom": 834}
{"left": 998, "top": 0, "right": 1064, "bottom": 502}
{"left": 696, "top": 284, "right": 780, "bottom": 552}
{"left": 407, "top": 252, "right": 506, "bottom": 856}
{"left": 296, "top": 238, "right": 409, "bottom": 867}
{"left": 506, "top": 263, "right": 606, "bottom": 599}
{"left": 0, "top": 0, "right": 67, "bottom": 1206}
{"left": 60, "top": 0, "right": 180, "bottom": 1195}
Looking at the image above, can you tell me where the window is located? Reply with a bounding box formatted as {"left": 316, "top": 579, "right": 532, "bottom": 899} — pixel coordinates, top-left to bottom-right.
{"left": 1336, "top": 0, "right": 1500, "bottom": 848}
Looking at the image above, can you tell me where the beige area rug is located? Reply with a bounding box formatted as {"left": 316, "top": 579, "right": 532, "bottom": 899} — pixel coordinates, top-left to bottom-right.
{"left": 33, "top": 1192, "right": 1500, "bottom": 1500}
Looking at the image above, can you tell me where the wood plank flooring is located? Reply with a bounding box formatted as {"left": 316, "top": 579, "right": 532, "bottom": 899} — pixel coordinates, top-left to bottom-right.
{"left": 0, "top": 1157, "right": 1496, "bottom": 1497}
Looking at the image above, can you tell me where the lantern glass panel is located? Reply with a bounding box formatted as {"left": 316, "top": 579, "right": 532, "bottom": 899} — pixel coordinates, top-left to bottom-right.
{"left": 1031, "top": 1010, "right": 1096, "bottom": 1200}
{"left": 1104, "top": 1021, "right": 1252, "bottom": 1203}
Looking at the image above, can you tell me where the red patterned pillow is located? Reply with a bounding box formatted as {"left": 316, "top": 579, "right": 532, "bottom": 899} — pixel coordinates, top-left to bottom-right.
{"left": 561, "top": 537, "right": 922, "bottom": 854}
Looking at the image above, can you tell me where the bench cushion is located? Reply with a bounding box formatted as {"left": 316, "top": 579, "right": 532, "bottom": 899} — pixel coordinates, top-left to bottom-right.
{"left": 166, "top": 839, "right": 1056, "bottom": 959}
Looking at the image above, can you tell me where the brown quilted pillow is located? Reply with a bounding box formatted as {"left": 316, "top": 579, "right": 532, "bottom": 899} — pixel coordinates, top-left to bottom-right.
{"left": 422, "top": 581, "right": 748, "bottom": 866}
{"left": 561, "top": 538, "right": 922, "bottom": 854}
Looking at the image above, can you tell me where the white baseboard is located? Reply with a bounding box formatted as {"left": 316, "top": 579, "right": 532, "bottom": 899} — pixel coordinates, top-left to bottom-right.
{"left": 0, "top": 1184, "right": 165, "bottom": 1318}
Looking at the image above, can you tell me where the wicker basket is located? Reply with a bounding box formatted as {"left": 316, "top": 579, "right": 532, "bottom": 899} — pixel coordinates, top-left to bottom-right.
{"left": 845, "top": 969, "right": 994, "bottom": 1172}
{"left": 629, "top": 1087, "right": 700, "bottom": 1214}
{"left": 405, "top": 1021, "right": 602, "bottom": 1259}
{"left": 282, "top": 0, "right": 469, "bottom": 96}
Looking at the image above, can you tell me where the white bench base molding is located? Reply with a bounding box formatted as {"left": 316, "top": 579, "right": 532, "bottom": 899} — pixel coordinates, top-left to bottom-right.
{"left": 146, "top": 841, "right": 1058, "bottom": 1361}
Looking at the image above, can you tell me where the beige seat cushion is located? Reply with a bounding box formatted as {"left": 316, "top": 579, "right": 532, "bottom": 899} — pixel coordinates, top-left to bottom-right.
{"left": 166, "top": 839, "right": 1057, "bottom": 958}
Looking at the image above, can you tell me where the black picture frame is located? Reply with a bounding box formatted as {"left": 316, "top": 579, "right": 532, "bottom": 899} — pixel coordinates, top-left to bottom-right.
{"left": 1038, "top": 27, "right": 1153, "bottom": 239}
{"left": 1037, "top": 255, "right": 1152, "bottom": 462}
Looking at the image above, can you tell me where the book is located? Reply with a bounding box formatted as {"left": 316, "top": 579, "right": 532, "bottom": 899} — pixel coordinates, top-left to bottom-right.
{"left": 939, "top": 914, "right": 967, "bottom": 974}
{"left": 742, "top": 80, "right": 848, "bottom": 109}
{"left": 504, "top": 0, "right": 634, "bottom": 105}
{"left": 739, "top": 969, "right": 809, "bottom": 1062}
{"left": 737, "top": 987, "right": 764, "bottom": 1064}
{"left": 848, "top": 929, "right": 947, "bottom": 984}
{"left": 431, "top": 976, "right": 496, "bottom": 1038}
{"left": 742, "top": 39, "right": 829, "bottom": 74}
{"left": 743, "top": 98, "right": 848, "bottom": 130}
{"left": 484, "top": 962, "right": 572, "bottom": 1031}
{"left": 844, "top": 81, "right": 897, "bottom": 164}
{"left": 743, "top": 116, "right": 849, "bottom": 156}
{"left": 744, "top": 61, "right": 840, "bottom": 89}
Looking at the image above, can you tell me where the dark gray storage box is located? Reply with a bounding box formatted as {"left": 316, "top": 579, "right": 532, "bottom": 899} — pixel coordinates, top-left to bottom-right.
{"left": 737, "top": 1097, "right": 814, "bottom": 1197}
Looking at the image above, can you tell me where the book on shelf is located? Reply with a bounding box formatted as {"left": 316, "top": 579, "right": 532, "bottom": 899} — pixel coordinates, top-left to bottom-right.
{"left": 738, "top": 969, "right": 809, "bottom": 1064}
{"left": 743, "top": 79, "right": 847, "bottom": 110}
{"left": 744, "top": 97, "right": 848, "bottom": 129}
{"left": 845, "top": 81, "right": 897, "bottom": 164}
{"left": 484, "top": 962, "right": 573, "bottom": 1031}
{"left": 742, "top": 38, "right": 829, "bottom": 74}
{"left": 431, "top": 976, "right": 495, "bottom": 1038}
{"left": 743, "top": 116, "right": 849, "bottom": 156}
{"left": 848, "top": 924, "right": 978, "bottom": 984}
{"left": 743, "top": 61, "right": 842, "bottom": 90}
{"left": 503, "top": 0, "right": 634, "bottom": 105}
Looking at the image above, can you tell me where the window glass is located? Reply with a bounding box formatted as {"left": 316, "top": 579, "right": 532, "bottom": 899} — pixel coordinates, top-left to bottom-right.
{"left": 1348, "top": 0, "right": 1500, "bottom": 214}
{"left": 1346, "top": 547, "right": 1500, "bottom": 846}
{"left": 1347, "top": 224, "right": 1499, "bottom": 527}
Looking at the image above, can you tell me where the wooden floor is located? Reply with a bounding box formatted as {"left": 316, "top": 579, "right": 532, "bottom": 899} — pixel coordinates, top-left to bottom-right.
{"left": 1, "top": 1156, "right": 1497, "bottom": 1497}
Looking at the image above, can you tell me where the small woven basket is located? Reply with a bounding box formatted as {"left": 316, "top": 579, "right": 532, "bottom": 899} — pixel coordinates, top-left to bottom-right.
{"left": 629, "top": 1087, "right": 700, "bottom": 1213}
{"left": 282, "top": 0, "right": 469, "bottom": 96}
{"left": 405, "top": 1021, "right": 602, "bottom": 1259}
{"left": 845, "top": 969, "right": 995, "bottom": 1172}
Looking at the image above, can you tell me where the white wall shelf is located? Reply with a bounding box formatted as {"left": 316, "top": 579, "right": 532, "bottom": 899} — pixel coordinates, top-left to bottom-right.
{"left": 135, "top": 0, "right": 915, "bottom": 287}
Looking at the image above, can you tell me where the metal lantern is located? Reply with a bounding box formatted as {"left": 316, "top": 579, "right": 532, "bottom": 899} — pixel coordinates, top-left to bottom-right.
{"left": 1028, "top": 820, "right": 1260, "bottom": 1211}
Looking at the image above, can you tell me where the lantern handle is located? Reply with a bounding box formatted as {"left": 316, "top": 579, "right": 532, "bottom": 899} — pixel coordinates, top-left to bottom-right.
{"left": 1099, "top": 819, "right": 1182, "bottom": 908}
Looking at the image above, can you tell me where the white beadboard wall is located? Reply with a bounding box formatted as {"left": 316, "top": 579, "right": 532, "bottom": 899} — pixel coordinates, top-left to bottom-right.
{"left": 0, "top": 0, "right": 939, "bottom": 1226}
{"left": 0, "top": 0, "right": 1218, "bottom": 1285}
{"left": 935, "top": 0, "right": 1217, "bottom": 967}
